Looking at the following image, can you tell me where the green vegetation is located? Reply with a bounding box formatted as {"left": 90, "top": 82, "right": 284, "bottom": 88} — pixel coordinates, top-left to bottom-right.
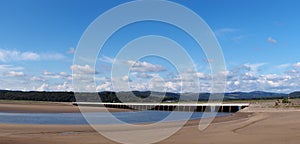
{"left": 282, "top": 98, "right": 291, "bottom": 103}
{"left": 0, "top": 90, "right": 299, "bottom": 103}
{"left": 0, "top": 91, "right": 75, "bottom": 102}
{"left": 0, "top": 91, "right": 173, "bottom": 103}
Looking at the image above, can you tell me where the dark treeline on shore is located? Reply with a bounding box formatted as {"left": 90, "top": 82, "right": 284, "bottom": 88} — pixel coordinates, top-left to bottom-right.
{"left": 0, "top": 90, "right": 299, "bottom": 102}
{"left": 0, "top": 90, "right": 75, "bottom": 102}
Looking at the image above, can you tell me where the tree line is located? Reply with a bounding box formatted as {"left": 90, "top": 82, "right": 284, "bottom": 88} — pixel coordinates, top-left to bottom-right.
{"left": 0, "top": 90, "right": 299, "bottom": 102}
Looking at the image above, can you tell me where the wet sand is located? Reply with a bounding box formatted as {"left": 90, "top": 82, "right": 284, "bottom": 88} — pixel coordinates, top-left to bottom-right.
{"left": 1, "top": 101, "right": 300, "bottom": 144}
{"left": 160, "top": 111, "right": 300, "bottom": 144}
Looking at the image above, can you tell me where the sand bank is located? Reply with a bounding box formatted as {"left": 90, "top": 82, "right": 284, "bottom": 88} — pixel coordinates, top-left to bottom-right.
{"left": 2, "top": 111, "right": 300, "bottom": 144}
{"left": 1, "top": 101, "right": 300, "bottom": 144}
{"left": 0, "top": 101, "right": 130, "bottom": 113}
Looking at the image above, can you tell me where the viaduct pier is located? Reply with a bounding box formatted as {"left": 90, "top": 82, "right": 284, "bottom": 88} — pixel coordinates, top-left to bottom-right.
{"left": 73, "top": 102, "right": 250, "bottom": 112}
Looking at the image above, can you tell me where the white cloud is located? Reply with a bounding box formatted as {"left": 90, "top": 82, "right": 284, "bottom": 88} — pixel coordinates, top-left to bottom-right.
{"left": 43, "top": 70, "right": 60, "bottom": 79}
{"left": 172, "top": 69, "right": 211, "bottom": 83}
{"left": 99, "top": 56, "right": 166, "bottom": 73}
{"left": 96, "top": 82, "right": 112, "bottom": 91}
{"left": 71, "top": 73, "right": 93, "bottom": 83}
{"left": 42, "top": 70, "right": 71, "bottom": 80}
{"left": 3, "top": 58, "right": 300, "bottom": 93}
{"left": 0, "top": 49, "right": 40, "bottom": 62}
{"left": 40, "top": 53, "right": 65, "bottom": 60}
{"left": 164, "top": 81, "right": 181, "bottom": 91}
{"left": 56, "top": 82, "right": 72, "bottom": 91}
{"left": 21, "top": 52, "right": 40, "bottom": 60}
{"left": 0, "top": 65, "right": 23, "bottom": 71}
{"left": 43, "top": 70, "right": 53, "bottom": 75}
{"left": 59, "top": 72, "right": 69, "bottom": 77}
{"left": 224, "top": 63, "right": 300, "bottom": 93}
{"left": 194, "top": 72, "right": 206, "bottom": 78}
{"left": 122, "top": 75, "right": 129, "bottom": 81}
{"left": 4, "top": 71, "right": 25, "bottom": 77}
{"left": 242, "top": 63, "right": 266, "bottom": 75}
{"left": 36, "top": 83, "right": 49, "bottom": 91}
{"left": 99, "top": 55, "right": 115, "bottom": 63}
{"left": 285, "top": 69, "right": 299, "bottom": 77}
{"left": 126, "top": 60, "right": 166, "bottom": 72}
{"left": 30, "top": 76, "right": 46, "bottom": 82}
{"left": 234, "top": 81, "right": 240, "bottom": 86}
{"left": 70, "top": 64, "right": 97, "bottom": 74}
{"left": 0, "top": 49, "right": 65, "bottom": 62}
{"left": 268, "top": 37, "right": 277, "bottom": 44}
{"left": 219, "top": 70, "right": 230, "bottom": 77}
{"left": 277, "top": 63, "right": 291, "bottom": 69}
{"left": 130, "top": 82, "right": 148, "bottom": 91}
{"left": 131, "top": 72, "right": 160, "bottom": 79}
{"left": 293, "top": 62, "right": 300, "bottom": 69}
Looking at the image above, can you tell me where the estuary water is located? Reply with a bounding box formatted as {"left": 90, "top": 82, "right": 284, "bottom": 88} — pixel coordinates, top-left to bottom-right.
{"left": 0, "top": 111, "right": 231, "bottom": 125}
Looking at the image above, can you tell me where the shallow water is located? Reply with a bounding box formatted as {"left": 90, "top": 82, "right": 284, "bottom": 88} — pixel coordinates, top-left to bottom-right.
{"left": 0, "top": 111, "right": 231, "bottom": 125}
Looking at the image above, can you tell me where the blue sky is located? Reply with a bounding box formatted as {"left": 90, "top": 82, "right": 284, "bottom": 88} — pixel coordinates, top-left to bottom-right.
{"left": 0, "top": 0, "right": 300, "bottom": 93}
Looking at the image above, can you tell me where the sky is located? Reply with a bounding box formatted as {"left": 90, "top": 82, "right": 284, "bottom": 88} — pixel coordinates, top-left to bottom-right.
{"left": 0, "top": 0, "right": 300, "bottom": 93}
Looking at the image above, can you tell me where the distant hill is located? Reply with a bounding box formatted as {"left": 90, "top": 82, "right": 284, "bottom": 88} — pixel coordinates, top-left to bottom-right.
{"left": 223, "top": 91, "right": 288, "bottom": 100}
{"left": 165, "top": 91, "right": 288, "bottom": 101}
{"left": 0, "top": 90, "right": 292, "bottom": 102}
{"left": 288, "top": 91, "right": 300, "bottom": 98}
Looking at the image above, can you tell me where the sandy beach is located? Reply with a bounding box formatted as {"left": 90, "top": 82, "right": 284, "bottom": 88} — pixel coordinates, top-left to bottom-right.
{"left": 1, "top": 101, "right": 300, "bottom": 144}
